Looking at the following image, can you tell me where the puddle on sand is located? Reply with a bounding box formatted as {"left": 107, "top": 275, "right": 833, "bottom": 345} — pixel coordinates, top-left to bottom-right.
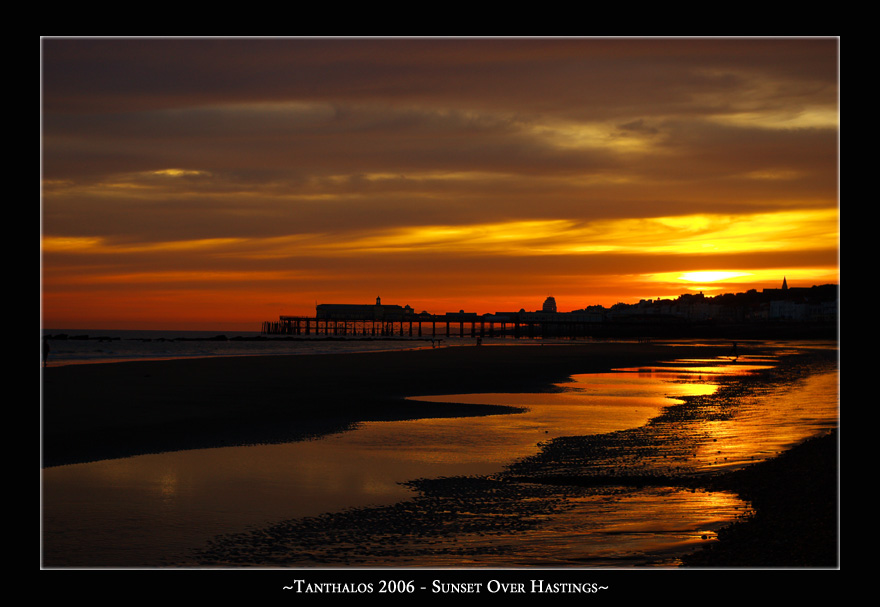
{"left": 405, "top": 361, "right": 748, "bottom": 450}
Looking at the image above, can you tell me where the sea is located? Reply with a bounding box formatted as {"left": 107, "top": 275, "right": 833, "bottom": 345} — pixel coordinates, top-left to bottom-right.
{"left": 40, "top": 331, "right": 839, "bottom": 569}
{"left": 40, "top": 328, "right": 446, "bottom": 366}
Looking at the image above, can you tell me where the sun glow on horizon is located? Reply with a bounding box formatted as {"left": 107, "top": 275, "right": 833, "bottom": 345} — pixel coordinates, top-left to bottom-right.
{"left": 640, "top": 267, "right": 838, "bottom": 298}
{"left": 41, "top": 208, "right": 838, "bottom": 327}
{"left": 678, "top": 271, "right": 752, "bottom": 283}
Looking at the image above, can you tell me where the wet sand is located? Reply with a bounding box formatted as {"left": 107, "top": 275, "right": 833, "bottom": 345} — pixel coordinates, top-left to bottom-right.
{"left": 41, "top": 341, "right": 839, "bottom": 568}
{"left": 680, "top": 428, "right": 838, "bottom": 567}
{"left": 42, "top": 342, "right": 724, "bottom": 468}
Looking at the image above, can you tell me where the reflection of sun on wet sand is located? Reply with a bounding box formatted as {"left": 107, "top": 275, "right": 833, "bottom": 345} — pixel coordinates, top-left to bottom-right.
{"left": 406, "top": 368, "right": 720, "bottom": 456}
{"left": 41, "top": 343, "right": 732, "bottom": 468}
{"left": 41, "top": 341, "right": 838, "bottom": 567}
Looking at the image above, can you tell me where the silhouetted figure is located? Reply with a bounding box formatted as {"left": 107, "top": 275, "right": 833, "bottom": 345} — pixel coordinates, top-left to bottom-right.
{"left": 43, "top": 338, "right": 50, "bottom": 367}
{"left": 729, "top": 341, "right": 738, "bottom": 360}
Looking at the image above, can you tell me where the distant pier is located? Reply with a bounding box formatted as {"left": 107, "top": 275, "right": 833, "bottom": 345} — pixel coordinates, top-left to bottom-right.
{"left": 260, "top": 312, "right": 586, "bottom": 339}
{"left": 261, "top": 297, "right": 602, "bottom": 339}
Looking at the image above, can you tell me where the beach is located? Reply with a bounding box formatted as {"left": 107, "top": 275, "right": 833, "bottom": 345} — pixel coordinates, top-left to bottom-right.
{"left": 42, "top": 342, "right": 723, "bottom": 468}
{"left": 40, "top": 340, "right": 839, "bottom": 568}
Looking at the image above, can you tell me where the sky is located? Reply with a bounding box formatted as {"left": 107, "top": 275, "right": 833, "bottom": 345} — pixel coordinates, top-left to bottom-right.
{"left": 41, "top": 37, "right": 839, "bottom": 331}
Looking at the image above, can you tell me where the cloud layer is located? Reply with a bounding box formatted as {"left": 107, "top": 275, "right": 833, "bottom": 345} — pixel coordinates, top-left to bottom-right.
{"left": 41, "top": 38, "right": 839, "bottom": 329}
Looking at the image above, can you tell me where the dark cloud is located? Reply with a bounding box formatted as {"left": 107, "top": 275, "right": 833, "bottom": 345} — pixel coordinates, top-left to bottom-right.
{"left": 42, "top": 38, "right": 838, "bottom": 114}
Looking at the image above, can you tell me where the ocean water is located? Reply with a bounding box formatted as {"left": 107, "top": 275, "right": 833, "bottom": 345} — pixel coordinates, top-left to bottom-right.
{"left": 40, "top": 340, "right": 839, "bottom": 568}
{"left": 40, "top": 329, "right": 450, "bottom": 366}
{"left": 40, "top": 329, "right": 604, "bottom": 367}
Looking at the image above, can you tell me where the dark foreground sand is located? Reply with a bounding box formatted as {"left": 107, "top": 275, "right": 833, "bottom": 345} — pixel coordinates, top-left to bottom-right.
{"left": 41, "top": 341, "right": 839, "bottom": 568}
{"left": 680, "top": 428, "right": 838, "bottom": 567}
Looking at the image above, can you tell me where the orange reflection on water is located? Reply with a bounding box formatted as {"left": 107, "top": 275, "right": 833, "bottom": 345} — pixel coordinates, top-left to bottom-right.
{"left": 693, "top": 370, "right": 838, "bottom": 472}
{"left": 406, "top": 353, "right": 815, "bottom": 477}
{"left": 407, "top": 367, "right": 724, "bottom": 464}
{"left": 566, "top": 370, "right": 718, "bottom": 398}
{"left": 635, "top": 355, "right": 776, "bottom": 377}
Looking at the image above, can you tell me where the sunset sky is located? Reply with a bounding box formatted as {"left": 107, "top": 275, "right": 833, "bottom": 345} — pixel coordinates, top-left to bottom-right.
{"left": 41, "top": 37, "right": 839, "bottom": 331}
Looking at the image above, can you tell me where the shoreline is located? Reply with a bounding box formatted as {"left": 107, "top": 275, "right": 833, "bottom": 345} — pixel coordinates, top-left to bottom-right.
{"left": 681, "top": 429, "right": 838, "bottom": 567}
{"left": 41, "top": 341, "right": 839, "bottom": 568}
{"left": 42, "top": 342, "right": 727, "bottom": 468}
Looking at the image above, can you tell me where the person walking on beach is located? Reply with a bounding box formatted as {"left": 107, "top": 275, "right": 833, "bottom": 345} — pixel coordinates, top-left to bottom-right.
{"left": 729, "top": 341, "right": 738, "bottom": 360}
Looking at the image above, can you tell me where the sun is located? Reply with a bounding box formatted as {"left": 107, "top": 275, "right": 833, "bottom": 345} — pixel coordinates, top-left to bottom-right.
{"left": 678, "top": 271, "right": 751, "bottom": 283}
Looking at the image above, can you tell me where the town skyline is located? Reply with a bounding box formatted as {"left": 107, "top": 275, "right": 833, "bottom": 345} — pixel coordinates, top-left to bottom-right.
{"left": 263, "top": 280, "right": 837, "bottom": 340}
{"left": 289, "top": 277, "right": 838, "bottom": 318}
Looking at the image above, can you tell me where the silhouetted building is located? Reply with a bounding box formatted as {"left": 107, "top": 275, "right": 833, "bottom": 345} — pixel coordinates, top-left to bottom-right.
{"left": 316, "top": 297, "right": 415, "bottom": 321}
{"left": 542, "top": 296, "right": 557, "bottom": 313}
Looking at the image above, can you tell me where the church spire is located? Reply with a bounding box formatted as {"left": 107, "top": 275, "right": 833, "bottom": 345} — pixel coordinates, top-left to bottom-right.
{"left": 782, "top": 277, "right": 788, "bottom": 290}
